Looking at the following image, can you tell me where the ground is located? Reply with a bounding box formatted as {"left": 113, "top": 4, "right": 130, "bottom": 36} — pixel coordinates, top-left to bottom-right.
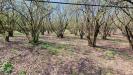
{"left": 0, "top": 32, "right": 133, "bottom": 75}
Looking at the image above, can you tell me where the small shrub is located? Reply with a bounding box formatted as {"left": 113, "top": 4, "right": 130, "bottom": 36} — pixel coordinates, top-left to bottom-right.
{"left": 19, "top": 70, "right": 26, "bottom": 75}
{"left": 0, "top": 61, "right": 13, "bottom": 74}
{"left": 105, "top": 50, "right": 116, "bottom": 59}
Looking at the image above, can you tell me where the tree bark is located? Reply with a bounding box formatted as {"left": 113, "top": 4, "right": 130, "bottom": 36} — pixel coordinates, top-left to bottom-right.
{"left": 57, "top": 33, "right": 64, "bottom": 38}
{"left": 30, "top": 32, "right": 40, "bottom": 44}
{"left": 125, "top": 26, "right": 133, "bottom": 50}
{"left": 80, "top": 31, "right": 84, "bottom": 39}
{"left": 8, "top": 31, "right": 13, "bottom": 37}
{"left": 41, "top": 31, "right": 44, "bottom": 35}
{"left": 92, "top": 22, "right": 100, "bottom": 47}
{"left": 80, "top": 34, "right": 83, "bottom": 39}
{"left": 5, "top": 35, "right": 9, "bottom": 42}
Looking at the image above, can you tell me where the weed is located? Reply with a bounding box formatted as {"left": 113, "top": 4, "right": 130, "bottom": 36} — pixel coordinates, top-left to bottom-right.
{"left": 41, "top": 42, "right": 59, "bottom": 55}
{"left": 48, "top": 47, "right": 58, "bottom": 55}
{"left": 96, "top": 48, "right": 102, "bottom": 51}
{"left": 41, "top": 43, "right": 51, "bottom": 49}
{"left": 71, "top": 71, "right": 78, "bottom": 75}
{"left": 19, "top": 70, "right": 26, "bottom": 75}
{"left": 56, "top": 44, "right": 66, "bottom": 49}
{"left": 0, "top": 61, "right": 13, "bottom": 74}
{"left": 105, "top": 50, "right": 116, "bottom": 59}
{"left": 102, "top": 68, "right": 114, "bottom": 75}
{"left": 106, "top": 72, "right": 113, "bottom": 75}
{"left": 41, "top": 42, "right": 71, "bottom": 55}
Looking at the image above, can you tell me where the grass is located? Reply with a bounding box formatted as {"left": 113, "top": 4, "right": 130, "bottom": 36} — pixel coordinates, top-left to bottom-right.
{"left": 41, "top": 42, "right": 68, "bottom": 55}
{"left": 97, "top": 46, "right": 133, "bottom": 60}
{"left": 101, "top": 68, "right": 114, "bottom": 75}
{"left": 116, "top": 50, "right": 133, "bottom": 61}
{"left": 14, "top": 31, "right": 23, "bottom": 36}
{"left": 104, "top": 50, "right": 116, "bottom": 60}
{"left": 19, "top": 70, "right": 26, "bottom": 75}
{"left": 102, "top": 48, "right": 133, "bottom": 61}
{"left": 41, "top": 42, "right": 75, "bottom": 55}
{"left": 108, "top": 37, "right": 128, "bottom": 43}
{"left": 96, "top": 47, "right": 103, "bottom": 51}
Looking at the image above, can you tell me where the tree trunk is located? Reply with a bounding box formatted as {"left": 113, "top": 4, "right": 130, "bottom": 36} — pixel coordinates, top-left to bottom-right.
{"left": 102, "top": 23, "right": 108, "bottom": 40}
{"left": 80, "top": 34, "right": 83, "bottom": 39}
{"left": 92, "top": 23, "right": 100, "bottom": 47}
{"left": 41, "top": 31, "right": 44, "bottom": 35}
{"left": 87, "top": 34, "right": 93, "bottom": 47}
{"left": 47, "top": 31, "right": 50, "bottom": 34}
{"left": 74, "top": 32, "right": 78, "bottom": 36}
{"left": 102, "top": 34, "right": 107, "bottom": 40}
{"left": 87, "top": 21, "right": 100, "bottom": 47}
{"left": 8, "top": 31, "right": 13, "bottom": 37}
{"left": 57, "top": 33, "right": 64, "bottom": 38}
{"left": 25, "top": 33, "right": 31, "bottom": 42}
{"left": 125, "top": 26, "right": 133, "bottom": 50}
{"left": 4, "top": 32, "right": 11, "bottom": 42}
{"left": 30, "top": 32, "right": 39, "bottom": 44}
{"left": 5, "top": 35, "right": 9, "bottom": 42}
{"left": 80, "top": 31, "right": 84, "bottom": 39}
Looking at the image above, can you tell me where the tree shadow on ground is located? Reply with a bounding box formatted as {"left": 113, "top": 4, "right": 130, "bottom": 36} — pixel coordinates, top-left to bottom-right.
{"left": 107, "top": 38, "right": 128, "bottom": 43}
{"left": 96, "top": 45, "right": 133, "bottom": 60}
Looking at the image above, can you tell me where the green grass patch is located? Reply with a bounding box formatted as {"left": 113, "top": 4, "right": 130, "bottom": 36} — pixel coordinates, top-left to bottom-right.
{"left": 41, "top": 42, "right": 67, "bottom": 55}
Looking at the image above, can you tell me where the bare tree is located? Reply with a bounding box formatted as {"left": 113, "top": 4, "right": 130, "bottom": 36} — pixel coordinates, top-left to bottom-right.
{"left": 50, "top": 5, "right": 69, "bottom": 38}
{"left": 82, "top": 0, "right": 107, "bottom": 47}
{"left": 11, "top": 0, "right": 53, "bottom": 44}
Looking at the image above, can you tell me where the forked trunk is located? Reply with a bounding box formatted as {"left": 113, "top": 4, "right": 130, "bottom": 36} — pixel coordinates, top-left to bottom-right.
{"left": 87, "top": 21, "right": 100, "bottom": 47}
{"left": 57, "top": 33, "right": 64, "bottom": 38}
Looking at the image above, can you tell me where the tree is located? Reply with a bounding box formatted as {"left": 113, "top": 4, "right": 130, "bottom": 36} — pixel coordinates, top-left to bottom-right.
{"left": 0, "top": 0, "right": 16, "bottom": 42}
{"left": 101, "top": 15, "right": 114, "bottom": 40}
{"left": 111, "top": 0, "right": 133, "bottom": 50}
{"left": 82, "top": 0, "right": 107, "bottom": 47}
{"left": 11, "top": 0, "right": 53, "bottom": 44}
{"left": 115, "top": 10, "right": 133, "bottom": 49}
{"left": 50, "top": 5, "right": 69, "bottom": 38}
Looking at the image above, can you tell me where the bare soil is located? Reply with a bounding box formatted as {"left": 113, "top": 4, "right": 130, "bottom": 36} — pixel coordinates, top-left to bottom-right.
{"left": 0, "top": 34, "right": 133, "bottom": 75}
